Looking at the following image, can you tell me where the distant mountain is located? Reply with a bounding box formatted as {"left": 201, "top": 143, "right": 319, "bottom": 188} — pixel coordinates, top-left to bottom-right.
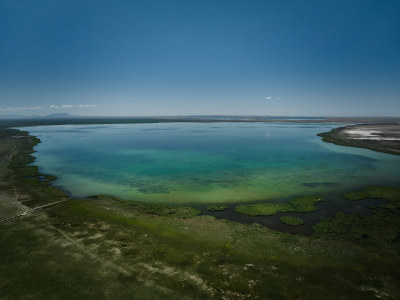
{"left": 41, "top": 113, "right": 77, "bottom": 119}
{"left": 0, "top": 113, "right": 81, "bottom": 119}
{"left": 0, "top": 114, "right": 28, "bottom": 119}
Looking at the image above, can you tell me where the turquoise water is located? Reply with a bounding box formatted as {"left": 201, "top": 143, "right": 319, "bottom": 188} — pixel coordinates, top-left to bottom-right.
{"left": 20, "top": 122, "right": 400, "bottom": 204}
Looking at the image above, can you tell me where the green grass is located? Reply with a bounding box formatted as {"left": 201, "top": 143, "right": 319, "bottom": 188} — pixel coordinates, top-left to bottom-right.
{"left": 313, "top": 211, "right": 400, "bottom": 250}
{"left": 279, "top": 216, "right": 304, "bottom": 226}
{"left": 46, "top": 196, "right": 400, "bottom": 299}
{"left": 206, "top": 204, "right": 228, "bottom": 211}
{"left": 0, "top": 220, "right": 169, "bottom": 300}
{"left": 128, "top": 201, "right": 201, "bottom": 218}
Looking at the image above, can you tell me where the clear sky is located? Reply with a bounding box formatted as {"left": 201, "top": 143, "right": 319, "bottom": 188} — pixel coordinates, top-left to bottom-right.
{"left": 0, "top": 0, "right": 399, "bottom": 117}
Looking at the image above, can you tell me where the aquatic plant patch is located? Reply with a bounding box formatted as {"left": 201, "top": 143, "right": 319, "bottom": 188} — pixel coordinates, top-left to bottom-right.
{"left": 235, "top": 196, "right": 325, "bottom": 216}
{"left": 289, "top": 196, "right": 325, "bottom": 212}
{"left": 280, "top": 216, "right": 304, "bottom": 226}
{"left": 344, "top": 186, "right": 400, "bottom": 201}
{"left": 206, "top": 204, "right": 228, "bottom": 211}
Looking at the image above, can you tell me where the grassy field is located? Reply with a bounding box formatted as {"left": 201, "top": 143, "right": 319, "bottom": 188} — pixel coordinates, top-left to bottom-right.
{"left": 1, "top": 126, "right": 400, "bottom": 299}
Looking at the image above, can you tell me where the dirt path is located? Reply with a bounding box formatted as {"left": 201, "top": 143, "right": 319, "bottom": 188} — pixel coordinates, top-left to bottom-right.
{"left": 0, "top": 198, "right": 68, "bottom": 224}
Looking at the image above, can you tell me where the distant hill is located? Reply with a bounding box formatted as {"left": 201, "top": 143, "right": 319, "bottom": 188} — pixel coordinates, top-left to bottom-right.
{"left": 0, "top": 113, "right": 79, "bottom": 119}
{"left": 0, "top": 114, "right": 33, "bottom": 119}
{"left": 41, "top": 113, "right": 77, "bottom": 119}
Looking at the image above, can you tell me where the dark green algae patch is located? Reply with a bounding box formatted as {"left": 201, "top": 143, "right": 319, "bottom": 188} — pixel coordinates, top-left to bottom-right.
{"left": 206, "top": 204, "right": 228, "bottom": 211}
{"left": 344, "top": 185, "right": 400, "bottom": 200}
{"left": 235, "top": 196, "right": 325, "bottom": 216}
{"left": 279, "top": 216, "right": 304, "bottom": 226}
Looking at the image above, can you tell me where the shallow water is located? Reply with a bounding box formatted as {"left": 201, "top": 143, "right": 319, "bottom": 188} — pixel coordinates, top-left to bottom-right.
{"left": 20, "top": 122, "right": 400, "bottom": 205}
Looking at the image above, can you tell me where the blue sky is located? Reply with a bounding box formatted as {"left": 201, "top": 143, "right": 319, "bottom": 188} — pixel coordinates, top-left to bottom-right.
{"left": 0, "top": 0, "right": 399, "bottom": 116}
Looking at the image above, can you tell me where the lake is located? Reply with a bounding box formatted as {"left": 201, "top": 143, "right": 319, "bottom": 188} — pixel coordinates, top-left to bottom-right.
{"left": 20, "top": 122, "right": 400, "bottom": 205}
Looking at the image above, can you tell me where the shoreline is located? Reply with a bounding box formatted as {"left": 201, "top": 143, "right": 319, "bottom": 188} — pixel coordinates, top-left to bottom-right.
{"left": 318, "top": 124, "right": 400, "bottom": 156}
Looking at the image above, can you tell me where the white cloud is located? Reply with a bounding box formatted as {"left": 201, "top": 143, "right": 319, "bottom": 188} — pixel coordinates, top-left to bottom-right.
{"left": 77, "top": 104, "right": 97, "bottom": 108}
{"left": 0, "top": 106, "right": 43, "bottom": 111}
{"left": 265, "top": 96, "right": 280, "bottom": 101}
{"left": 51, "top": 104, "right": 74, "bottom": 108}
{"left": 0, "top": 104, "right": 98, "bottom": 112}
